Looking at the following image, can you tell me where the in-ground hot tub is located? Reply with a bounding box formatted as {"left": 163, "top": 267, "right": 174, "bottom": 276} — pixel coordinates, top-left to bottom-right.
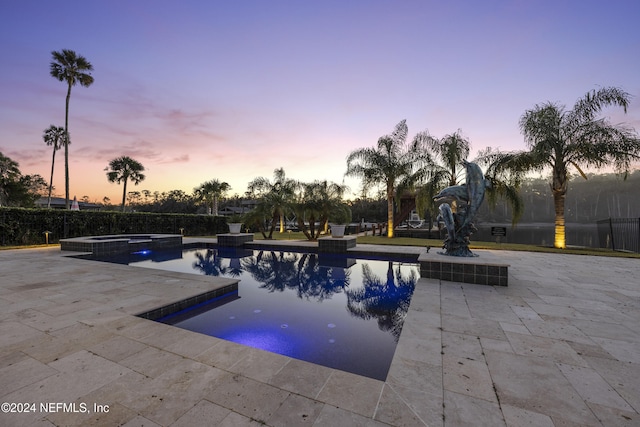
{"left": 60, "top": 234, "right": 182, "bottom": 256}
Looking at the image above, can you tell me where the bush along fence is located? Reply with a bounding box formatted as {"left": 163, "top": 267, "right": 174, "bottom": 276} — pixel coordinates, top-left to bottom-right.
{"left": 596, "top": 217, "right": 640, "bottom": 253}
{"left": 0, "top": 207, "right": 229, "bottom": 246}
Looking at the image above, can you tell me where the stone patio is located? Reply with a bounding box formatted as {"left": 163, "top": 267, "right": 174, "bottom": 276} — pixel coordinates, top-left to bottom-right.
{"left": 0, "top": 239, "right": 638, "bottom": 426}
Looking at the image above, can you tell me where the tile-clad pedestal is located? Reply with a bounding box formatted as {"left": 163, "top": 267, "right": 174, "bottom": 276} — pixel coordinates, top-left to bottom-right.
{"left": 318, "top": 236, "right": 357, "bottom": 253}
{"left": 418, "top": 250, "right": 509, "bottom": 286}
{"left": 216, "top": 233, "right": 254, "bottom": 247}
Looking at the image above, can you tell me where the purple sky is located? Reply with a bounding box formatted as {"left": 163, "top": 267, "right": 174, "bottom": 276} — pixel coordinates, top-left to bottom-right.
{"left": 1, "top": 0, "right": 639, "bottom": 203}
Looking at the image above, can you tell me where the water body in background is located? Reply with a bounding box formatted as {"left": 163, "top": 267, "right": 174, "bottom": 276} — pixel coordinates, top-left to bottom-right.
{"left": 474, "top": 223, "right": 600, "bottom": 247}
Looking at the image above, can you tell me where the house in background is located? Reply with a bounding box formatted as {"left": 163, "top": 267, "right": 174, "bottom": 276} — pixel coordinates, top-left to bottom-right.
{"left": 218, "top": 199, "right": 257, "bottom": 216}
{"left": 35, "top": 197, "right": 101, "bottom": 210}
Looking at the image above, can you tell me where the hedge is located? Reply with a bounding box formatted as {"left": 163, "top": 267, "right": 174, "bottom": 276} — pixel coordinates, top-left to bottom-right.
{"left": 0, "top": 207, "right": 228, "bottom": 246}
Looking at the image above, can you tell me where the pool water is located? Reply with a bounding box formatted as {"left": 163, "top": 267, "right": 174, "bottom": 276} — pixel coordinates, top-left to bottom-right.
{"left": 96, "top": 246, "right": 419, "bottom": 380}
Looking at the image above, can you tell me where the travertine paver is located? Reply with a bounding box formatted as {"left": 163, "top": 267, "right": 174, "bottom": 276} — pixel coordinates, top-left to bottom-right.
{"left": 0, "top": 243, "right": 639, "bottom": 426}
{"left": 485, "top": 350, "right": 602, "bottom": 426}
{"left": 444, "top": 390, "right": 506, "bottom": 426}
{"left": 315, "top": 370, "right": 383, "bottom": 417}
{"left": 268, "top": 358, "right": 333, "bottom": 397}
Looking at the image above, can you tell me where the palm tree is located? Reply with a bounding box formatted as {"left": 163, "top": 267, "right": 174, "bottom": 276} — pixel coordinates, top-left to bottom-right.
{"left": 346, "top": 120, "right": 430, "bottom": 238}
{"left": 423, "top": 131, "right": 471, "bottom": 187}
{"left": 415, "top": 130, "right": 470, "bottom": 228}
{"left": 242, "top": 202, "right": 273, "bottom": 239}
{"left": 417, "top": 131, "right": 523, "bottom": 229}
{"left": 50, "top": 49, "right": 94, "bottom": 209}
{"left": 315, "top": 180, "right": 350, "bottom": 233}
{"left": 194, "top": 179, "right": 231, "bottom": 215}
{"left": 290, "top": 180, "right": 350, "bottom": 240}
{"left": 482, "top": 87, "right": 640, "bottom": 248}
{"left": 42, "top": 125, "right": 66, "bottom": 208}
{"left": 247, "top": 168, "right": 297, "bottom": 237}
{"left": 105, "top": 156, "right": 146, "bottom": 212}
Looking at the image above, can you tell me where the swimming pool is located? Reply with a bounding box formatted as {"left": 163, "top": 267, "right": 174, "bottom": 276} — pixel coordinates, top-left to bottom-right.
{"left": 89, "top": 246, "right": 419, "bottom": 380}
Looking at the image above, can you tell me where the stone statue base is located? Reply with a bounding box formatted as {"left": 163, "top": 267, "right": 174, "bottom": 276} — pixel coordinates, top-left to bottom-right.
{"left": 419, "top": 250, "right": 509, "bottom": 286}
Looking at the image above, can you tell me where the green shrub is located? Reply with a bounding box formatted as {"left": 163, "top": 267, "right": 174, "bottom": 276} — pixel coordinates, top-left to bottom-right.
{"left": 0, "top": 207, "right": 228, "bottom": 246}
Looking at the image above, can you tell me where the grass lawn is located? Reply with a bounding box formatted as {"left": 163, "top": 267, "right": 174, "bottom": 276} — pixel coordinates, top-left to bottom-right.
{"left": 356, "top": 235, "right": 640, "bottom": 258}
{"left": 4, "top": 233, "right": 638, "bottom": 258}
{"left": 0, "top": 244, "right": 55, "bottom": 250}
{"left": 250, "top": 230, "right": 640, "bottom": 258}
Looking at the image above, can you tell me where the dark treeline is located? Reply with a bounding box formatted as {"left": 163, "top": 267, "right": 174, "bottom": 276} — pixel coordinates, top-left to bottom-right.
{"left": 124, "top": 171, "right": 640, "bottom": 225}
{"left": 124, "top": 190, "right": 199, "bottom": 214}
{"left": 476, "top": 170, "right": 640, "bottom": 224}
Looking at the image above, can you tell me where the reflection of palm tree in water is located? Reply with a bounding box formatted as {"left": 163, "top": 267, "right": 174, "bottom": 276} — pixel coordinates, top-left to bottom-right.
{"left": 241, "top": 251, "right": 350, "bottom": 299}
{"left": 345, "top": 261, "right": 417, "bottom": 341}
{"left": 226, "top": 256, "right": 244, "bottom": 277}
{"left": 241, "top": 251, "right": 299, "bottom": 292}
{"left": 192, "top": 249, "right": 226, "bottom": 276}
{"left": 192, "top": 249, "right": 245, "bottom": 278}
{"left": 294, "top": 253, "right": 351, "bottom": 301}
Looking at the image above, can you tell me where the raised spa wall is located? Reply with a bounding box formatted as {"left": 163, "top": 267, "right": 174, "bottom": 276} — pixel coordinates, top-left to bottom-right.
{"left": 60, "top": 234, "right": 182, "bottom": 256}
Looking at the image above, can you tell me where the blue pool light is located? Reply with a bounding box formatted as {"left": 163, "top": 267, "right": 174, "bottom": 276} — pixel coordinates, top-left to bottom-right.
{"left": 132, "top": 249, "right": 152, "bottom": 256}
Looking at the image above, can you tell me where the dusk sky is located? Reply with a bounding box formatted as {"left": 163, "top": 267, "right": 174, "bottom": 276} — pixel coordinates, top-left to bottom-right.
{"left": 1, "top": 1, "right": 639, "bottom": 203}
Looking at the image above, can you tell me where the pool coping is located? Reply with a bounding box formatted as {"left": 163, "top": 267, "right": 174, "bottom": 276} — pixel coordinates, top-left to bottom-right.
{"left": 4, "top": 240, "right": 637, "bottom": 426}
{"left": 136, "top": 282, "right": 239, "bottom": 321}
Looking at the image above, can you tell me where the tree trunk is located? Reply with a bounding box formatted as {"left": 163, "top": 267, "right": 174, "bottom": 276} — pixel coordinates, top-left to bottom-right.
{"left": 309, "top": 214, "right": 317, "bottom": 240}
{"left": 121, "top": 179, "right": 128, "bottom": 212}
{"left": 47, "top": 149, "right": 56, "bottom": 208}
{"left": 213, "top": 196, "right": 219, "bottom": 216}
{"left": 64, "top": 83, "right": 71, "bottom": 209}
{"left": 550, "top": 162, "right": 568, "bottom": 249}
{"left": 267, "top": 212, "right": 277, "bottom": 239}
{"left": 387, "top": 183, "right": 394, "bottom": 238}
{"left": 297, "top": 216, "right": 311, "bottom": 240}
{"left": 553, "top": 188, "right": 566, "bottom": 249}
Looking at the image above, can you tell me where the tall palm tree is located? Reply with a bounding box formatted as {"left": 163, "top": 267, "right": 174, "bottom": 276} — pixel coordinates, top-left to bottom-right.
{"left": 42, "top": 125, "right": 66, "bottom": 208}
{"left": 194, "top": 179, "right": 231, "bottom": 215}
{"left": 105, "top": 156, "right": 146, "bottom": 212}
{"left": 50, "top": 49, "right": 94, "bottom": 209}
{"left": 482, "top": 87, "right": 640, "bottom": 248}
{"left": 346, "top": 120, "right": 430, "bottom": 238}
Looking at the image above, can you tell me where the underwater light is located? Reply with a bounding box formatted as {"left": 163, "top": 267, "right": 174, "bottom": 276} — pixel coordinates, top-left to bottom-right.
{"left": 132, "top": 249, "right": 152, "bottom": 255}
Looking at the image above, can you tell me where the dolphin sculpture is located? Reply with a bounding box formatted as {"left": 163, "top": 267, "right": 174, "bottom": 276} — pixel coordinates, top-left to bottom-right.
{"left": 438, "top": 203, "right": 455, "bottom": 243}
{"left": 432, "top": 161, "right": 490, "bottom": 257}
{"left": 433, "top": 185, "right": 468, "bottom": 205}
{"left": 461, "top": 160, "right": 490, "bottom": 230}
